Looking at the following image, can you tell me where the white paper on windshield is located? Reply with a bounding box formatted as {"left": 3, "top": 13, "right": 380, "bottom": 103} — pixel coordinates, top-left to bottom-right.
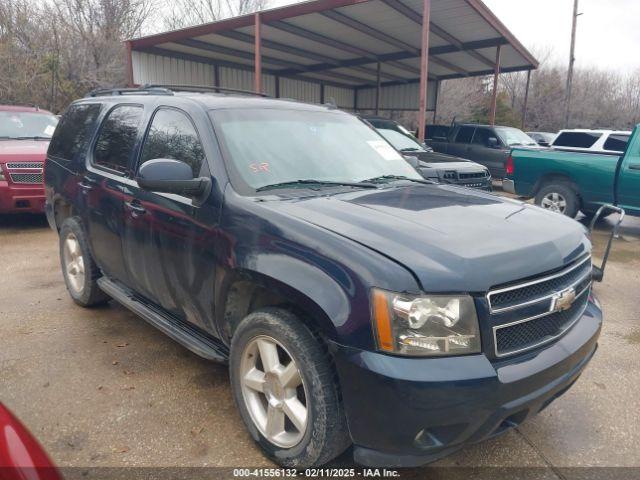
{"left": 44, "top": 125, "right": 56, "bottom": 136}
{"left": 367, "top": 140, "right": 403, "bottom": 161}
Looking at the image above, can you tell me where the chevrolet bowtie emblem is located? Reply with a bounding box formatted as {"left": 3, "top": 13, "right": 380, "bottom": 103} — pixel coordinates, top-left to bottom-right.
{"left": 551, "top": 287, "right": 576, "bottom": 312}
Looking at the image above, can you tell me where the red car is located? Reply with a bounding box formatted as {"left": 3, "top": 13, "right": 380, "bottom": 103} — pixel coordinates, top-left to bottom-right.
{"left": 0, "top": 402, "right": 61, "bottom": 480}
{"left": 0, "top": 105, "right": 58, "bottom": 214}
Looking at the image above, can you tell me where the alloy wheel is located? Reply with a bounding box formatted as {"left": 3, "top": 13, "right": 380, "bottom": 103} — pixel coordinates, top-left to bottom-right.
{"left": 62, "top": 232, "right": 85, "bottom": 293}
{"left": 239, "top": 335, "right": 308, "bottom": 448}
{"left": 541, "top": 192, "right": 567, "bottom": 213}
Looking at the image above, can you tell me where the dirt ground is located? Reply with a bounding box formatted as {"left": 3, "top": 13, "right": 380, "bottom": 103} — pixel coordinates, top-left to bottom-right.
{"left": 1, "top": 197, "right": 639, "bottom": 477}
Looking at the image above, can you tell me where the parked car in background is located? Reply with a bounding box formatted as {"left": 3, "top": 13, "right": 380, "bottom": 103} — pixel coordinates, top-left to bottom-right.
{"left": 0, "top": 104, "right": 58, "bottom": 214}
{"left": 504, "top": 125, "right": 640, "bottom": 218}
{"left": 527, "top": 131, "right": 556, "bottom": 147}
{"left": 550, "top": 129, "right": 631, "bottom": 155}
{"left": 47, "top": 87, "right": 602, "bottom": 468}
{"left": 425, "top": 123, "right": 540, "bottom": 179}
{"left": 362, "top": 116, "right": 491, "bottom": 190}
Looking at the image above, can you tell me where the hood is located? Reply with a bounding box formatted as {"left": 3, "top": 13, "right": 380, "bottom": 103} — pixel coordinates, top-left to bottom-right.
{"left": 412, "top": 151, "right": 475, "bottom": 165}
{"left": 0, "top": 140, "right": 49, "bottom": 162}
{"left": 261, "top": 185, "right": 589, "bottom": 293}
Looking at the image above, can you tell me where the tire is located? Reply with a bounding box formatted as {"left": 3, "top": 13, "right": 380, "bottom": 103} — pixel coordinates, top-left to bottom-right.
{"left": 229, "top": 308, "right": 350, "bottom": 468}
{"left": 534, "top": 183, "right": 579, "bottom": 218}
{"left": 59, "top": 217, "right": 110, "bottom": 307}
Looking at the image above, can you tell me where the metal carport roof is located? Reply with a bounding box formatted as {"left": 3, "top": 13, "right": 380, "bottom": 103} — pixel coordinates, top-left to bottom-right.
{"left": 126, "top": 0, "right": 537, "bottom": 137}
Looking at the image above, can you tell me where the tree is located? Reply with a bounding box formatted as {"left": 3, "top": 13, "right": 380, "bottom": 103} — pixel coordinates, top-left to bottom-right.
{"left": 164, "top": 0, "right": 270, "bottom": 30}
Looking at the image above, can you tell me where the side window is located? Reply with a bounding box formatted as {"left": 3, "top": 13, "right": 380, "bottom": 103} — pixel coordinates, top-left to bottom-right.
{"left": 603, "top": 134, "right": 630, "bottom": 152}
{"left": 93, "top": 105, "right": 143, "bottom": 174}
{"left": 48, "top": 103, "right": 102, "bottom": 162}
{"left": 139, "top": 109, "right": 205, "bottom": 177}
{"left": 553, "top": 132, "right": 601, "bottom": 149}
{"left": 455, "top": 126, "right": 475, "bottom": 144}
{"left": 471, "top": 127, "right": 494, "bottom": 146}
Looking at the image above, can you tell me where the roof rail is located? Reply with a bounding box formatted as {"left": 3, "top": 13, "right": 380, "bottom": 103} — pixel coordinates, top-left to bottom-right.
{"left": 86, "top": 86, "right": 174, "bottom": 97}
{"left": 1, "top": 102, "right": 40, "bottom": 110}
{"left": 144, "top": 84, "right": 269, "bottom": 97}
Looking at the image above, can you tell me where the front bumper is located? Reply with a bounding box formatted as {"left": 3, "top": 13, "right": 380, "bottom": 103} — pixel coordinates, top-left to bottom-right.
{"left": 331, "top": 300, "right": 601, "bottom": 467}
{"left": 0, "top": 183, "right": 45, "bottom": 214}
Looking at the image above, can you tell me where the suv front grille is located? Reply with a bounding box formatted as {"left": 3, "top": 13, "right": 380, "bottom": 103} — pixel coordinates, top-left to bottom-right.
{"left": 9, "top": 172, "right": 43, "bottom": 184}
{"left": 459, "top": 171, "right": 488, "bottom": 179}
{"left": 6, "top": 162, "right": 43, "bottom": 169}
{"left": 494, "top": 290, "right": 589, "bottom": 356}
{"left": 487, "top": 255, "right": 592, "bottom": 357}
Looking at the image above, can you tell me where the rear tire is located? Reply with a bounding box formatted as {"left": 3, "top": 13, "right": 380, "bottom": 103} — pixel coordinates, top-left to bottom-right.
{"left": 229, "top": 308, "right": 350, "bottom": 468}
{"left": 535, "top": 183, "right": 579, "bottom": 218}
{"left": 59, "top": 217, "right": 110, "bottom": 307}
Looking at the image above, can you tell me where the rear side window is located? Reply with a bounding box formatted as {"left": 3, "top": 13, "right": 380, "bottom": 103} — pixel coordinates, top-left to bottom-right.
{"left": 455, "top": 126, "right": 475, "bottom": 144}
{"left": 553, "top": 132, "right": 601, "bottom": 149}
{"left": 139, "top": 108, "right": 205, "bottom": 176}
{"left": 603, "top": 134, "right": 630, "bottom": 152}
{"left": 48, "top": 103, "right": 102, "bottom": 162}
{"left": 93, "top": 105, "right": 143, "bottom": 174}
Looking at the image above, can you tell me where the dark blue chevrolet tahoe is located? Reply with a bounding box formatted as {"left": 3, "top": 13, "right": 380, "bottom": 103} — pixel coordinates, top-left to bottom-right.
{"left": 44, "top": 86, "right": 602, "bottom": 468}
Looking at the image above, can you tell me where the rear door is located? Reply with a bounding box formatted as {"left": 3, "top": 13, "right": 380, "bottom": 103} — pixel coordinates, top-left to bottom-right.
{"left": 469, "top": 127, "right": 506, "bottom": 177}
{"left": 82, "top": 104, "right": 144, "bottom": 284}
{"left": 447, "top": 125, "right": 475, "bottom": 158}
{"left": 617, "top": 130, "right": 640, "bottom": 215}
{"left": 121, "top": 105, "right": 221, "bottom": 330}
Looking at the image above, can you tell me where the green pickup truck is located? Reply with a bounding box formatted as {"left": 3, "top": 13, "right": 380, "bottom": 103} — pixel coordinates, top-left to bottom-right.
{"left": 504, "top": 125, "right": 640, "bottom": 218}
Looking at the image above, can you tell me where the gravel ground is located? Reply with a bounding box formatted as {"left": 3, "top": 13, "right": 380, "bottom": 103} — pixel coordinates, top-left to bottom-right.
{"left": 1, "top": 197, "right": 639, "bottom": 478}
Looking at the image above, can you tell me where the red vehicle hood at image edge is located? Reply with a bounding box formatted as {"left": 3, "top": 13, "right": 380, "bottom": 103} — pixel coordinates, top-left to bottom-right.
{"left": 0, "top": 140, "right": 49, "bottom": 162}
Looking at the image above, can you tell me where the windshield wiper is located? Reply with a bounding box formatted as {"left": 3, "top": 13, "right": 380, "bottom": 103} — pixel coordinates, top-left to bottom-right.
{"left": 400, "top": 147, "right": 421, "bottom": 152}
{"left": 14, "top": 136, "right": 51, "bottom": 140}
{"left": 361, "top": 175, "right": 432, "bottom": 185}
{"left": 256, "top": 179, "right": 377, "bottom": 192}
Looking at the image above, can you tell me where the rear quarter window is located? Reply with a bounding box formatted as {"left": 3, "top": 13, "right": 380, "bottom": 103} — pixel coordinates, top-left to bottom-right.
{"left": 603, "top": 134, "right": 630, "bottom": 152}
{"left": 48, "top": 103, "right": 103, "bottom": 163}
{"left": 552, "top": 132, "right": 602, "bottom": 149}
{"left": 455, "top": 126, "right": 475, "bottom": 144}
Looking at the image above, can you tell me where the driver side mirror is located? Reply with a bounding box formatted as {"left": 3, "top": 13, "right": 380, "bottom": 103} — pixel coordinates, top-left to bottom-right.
{"left": 487, "top": 137, "right": 499, "bottom": 148}
{"left": 136, "top": 158, "right": 210, "bottom": 197}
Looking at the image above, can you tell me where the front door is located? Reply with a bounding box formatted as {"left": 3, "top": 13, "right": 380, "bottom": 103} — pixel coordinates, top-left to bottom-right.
{"left": 617, "top": 132, "right": 640, "bottom": 216}
{"left": 469, "top": 127, "right": 506, "bottom": 178}
{"left": 121, "top": 106, "right": 220, "bottom": 331}
{"left": 82, "top": 104, "right": 144, "bottom": 284}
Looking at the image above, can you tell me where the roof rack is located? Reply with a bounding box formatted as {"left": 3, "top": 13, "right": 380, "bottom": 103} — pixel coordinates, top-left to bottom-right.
{"left": 87, "top": 86, "right": 174, "bottom": 97}
{"left": 145, "top": 84, "right": 269, "bottom": 97}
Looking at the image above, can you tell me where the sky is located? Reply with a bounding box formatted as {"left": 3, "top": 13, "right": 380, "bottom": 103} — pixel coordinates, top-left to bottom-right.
{"left": 272, "top": 0, "right": 640, "bottom": 73}
{"left": 482, "top": 0, "right": 640, "bottom": 72}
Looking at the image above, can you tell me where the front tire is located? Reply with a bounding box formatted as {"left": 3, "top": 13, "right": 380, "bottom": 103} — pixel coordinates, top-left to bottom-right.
{"left": 59, "top": 217, "right": 110, "bottom": 307}
{"left": 229, "top": 308, "right": 350, "bottom": 468}
{"left": 535, "top": 183, "right": 579, "bottom": 218}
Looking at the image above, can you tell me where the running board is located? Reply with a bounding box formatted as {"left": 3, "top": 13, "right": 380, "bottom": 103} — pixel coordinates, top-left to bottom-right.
{"left": 97, "top": 277, "right": 229, "bottom": 363}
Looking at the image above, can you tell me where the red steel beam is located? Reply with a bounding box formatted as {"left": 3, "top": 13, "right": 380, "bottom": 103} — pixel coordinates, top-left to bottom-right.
{"left": 254, "top": 12, "right": 262, "bottom": 93}
{"left": 417, "top": 0, "right": 431, "bottom": 143}
{"left": 125, "top": 41, "right": 134, "bottom": 86}
{"left": 489, "top": 45, "right": 502, "bottom": 126}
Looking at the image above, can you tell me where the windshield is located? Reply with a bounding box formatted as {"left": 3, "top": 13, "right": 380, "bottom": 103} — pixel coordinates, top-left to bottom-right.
{"left": 0, "top": 111, "right": 58, "bottom": 139}
{"left": 495, "top": 127, "right": 537, "bottom": 147}
{"left": 210, "top": 109, "right": 422, "bottom": 193}
{"left": 376, "top": 128, "right": 426, "bottom": 152}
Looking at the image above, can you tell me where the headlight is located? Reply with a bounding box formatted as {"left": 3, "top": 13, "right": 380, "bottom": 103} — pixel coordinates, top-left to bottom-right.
{"left": 372, "top": 289, "right": 481, "bottom": 356}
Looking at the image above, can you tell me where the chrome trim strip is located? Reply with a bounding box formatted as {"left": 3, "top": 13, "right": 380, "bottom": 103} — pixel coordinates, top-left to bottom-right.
{"left": 487, "top": 255, "right": 591, "bottom": 313}
{"left": 493, "top": 285, "right": 591, "bottom": 358}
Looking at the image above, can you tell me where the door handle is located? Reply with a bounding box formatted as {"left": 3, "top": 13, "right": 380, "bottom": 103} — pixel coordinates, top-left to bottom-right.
{"left": 78, "top": 176, "right": 99, "bottom": 193}
{"left": 629, "top": 163, "right": 640, "bottom": 170}
{"left": 125, "top": 200, "right": 146, "bottom": 215}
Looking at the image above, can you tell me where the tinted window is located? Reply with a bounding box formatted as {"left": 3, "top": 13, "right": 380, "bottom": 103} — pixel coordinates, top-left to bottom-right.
{"left": 425, "top": 125, "right": 450, "bottom": 140}
{"left": 139, "top": 109, "right": 205, "bottom": 176}
{"left": 455, "top": 126, "right": 475, "bottom": 143}
{"left": 93, "top": 105, "right": 143, "bottom": 173}
{"left": 553, "top": 132, "right": 601, "bottom": 149}
{"left": 603, "top": 134, "right": 630, "bottom": 152}
{"left": 471, "top": 127, "right": 496, "bottom": 146}
{"left": 49, "top": 103, "right": 102, "bottom": 162}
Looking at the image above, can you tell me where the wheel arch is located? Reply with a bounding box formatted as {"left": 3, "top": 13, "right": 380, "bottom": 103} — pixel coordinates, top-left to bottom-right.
{"left": 532, "top": 172, "right": 580, "bottom": 197}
